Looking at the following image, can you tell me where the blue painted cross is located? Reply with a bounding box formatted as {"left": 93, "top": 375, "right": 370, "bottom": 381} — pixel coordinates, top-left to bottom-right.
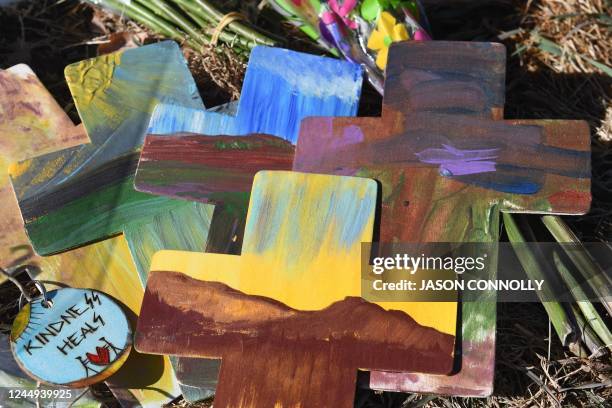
{"left": 133, "top": 46, "right": 364, "bottom": 401}
{"left": 135, "top": 46, "right": 364, "bottom": 254}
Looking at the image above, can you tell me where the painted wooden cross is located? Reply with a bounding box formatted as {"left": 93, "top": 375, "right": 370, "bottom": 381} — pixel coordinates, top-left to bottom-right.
{"left": 293, "top": 41, "right": 591, "bottom": 396}
{"left": 135, "top": 46, "right": 363, "bottom": 254}
{"left": 0, "top": 65, "right": 96, "bottom": 406}
{"left": 134, "top": 47, "right": 364, "bottom": 401}
{"left": 143, "top": 46, "right": 363, "bottom": 143}
{"left": 6, "top": 43, "right": 216, "bottom": 406}
{"left": 8, "top": 41, "right": 207, "bottom": 258}
{"left": 136, "top": 171, "right": 457, "bottom": 408}
{"left": 0, "top": 65, "right": 88, "bottom": 270}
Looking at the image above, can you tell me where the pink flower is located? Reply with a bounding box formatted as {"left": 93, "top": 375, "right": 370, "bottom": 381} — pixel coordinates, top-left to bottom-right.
{"left": 329, "top": 0, "right": 357, "bottom": 16}
{"left": 328, "top": 0, "right": 359, "bottom": 29}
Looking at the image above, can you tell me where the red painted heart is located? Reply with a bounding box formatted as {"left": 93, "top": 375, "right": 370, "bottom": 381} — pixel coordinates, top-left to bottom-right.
{"left": 86, "top": 346, "right": 110, "bottom": 366}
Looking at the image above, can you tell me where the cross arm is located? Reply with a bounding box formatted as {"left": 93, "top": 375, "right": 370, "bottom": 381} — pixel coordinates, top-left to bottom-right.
{"left": 500, "top": 119, "right": 591, "bottom": 215}
{"left": 8, "top": 42, "right": 203, "bottom": 256}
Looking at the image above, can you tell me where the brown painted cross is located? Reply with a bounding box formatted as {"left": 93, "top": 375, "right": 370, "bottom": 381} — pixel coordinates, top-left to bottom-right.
{"left": 294, "top": 41, "right": 591, "bottom": 396}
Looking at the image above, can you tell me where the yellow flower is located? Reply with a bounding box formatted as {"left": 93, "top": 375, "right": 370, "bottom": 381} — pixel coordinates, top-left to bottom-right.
{"left": 367, "top": 11, "right": 409, "bottom": 69}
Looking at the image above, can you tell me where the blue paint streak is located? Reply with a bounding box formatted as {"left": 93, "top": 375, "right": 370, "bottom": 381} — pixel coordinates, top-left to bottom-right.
{"left": 243, "top": 173, "right": 376, "bottom": 260}
{"left": 463, "top": 178, "right": 542, "bottom": 194}
{"left": 148, "top": 46, "right": 363, "bottom": 144}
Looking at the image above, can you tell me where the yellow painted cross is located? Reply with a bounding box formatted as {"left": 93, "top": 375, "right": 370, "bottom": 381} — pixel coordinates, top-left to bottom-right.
{"left": 136, "top": 171, "right": 456, "bottom": 408}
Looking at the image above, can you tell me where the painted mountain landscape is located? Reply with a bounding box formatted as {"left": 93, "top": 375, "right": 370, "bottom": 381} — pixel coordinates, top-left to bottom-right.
{"left": 137, "top": 270, "right": 455, "bottom": 406}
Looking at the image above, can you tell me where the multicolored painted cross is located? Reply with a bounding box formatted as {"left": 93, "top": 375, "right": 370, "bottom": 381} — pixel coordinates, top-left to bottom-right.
{"left": 136, "top": 171, "right": 457, "bottom": 407}
{"left": 293, "top": 41, "right": 591, "bottom": 396}
{"left": 133, "top": 46, "right": 364, "bottom": 400}
{"left": 7, "top": 43, "right": 214, "bottom": 406}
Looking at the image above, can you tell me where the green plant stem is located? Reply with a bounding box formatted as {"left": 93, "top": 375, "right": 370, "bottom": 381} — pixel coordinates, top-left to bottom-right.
{"left": 504, "top": 213, "right": 584, "bottom": 355}
{"left": 570, "top": 303, "right": 606, "bottom": 357}
{"left": 173, "top": 0, "right": 208, "bottom": 29}
{"left": 172, "top": 2, "right": 243, "bottom": 50}
{"left": 90, "top": 0, "right": 264, "bottom": 52}
{"left": 542, "top": 215, "right": 612, "bottom": 316}
{"left": 134, "top": 0, "right": 208, "bottom": 46}
{"left": 173, "top": 0, "right": 261, "bottom": 50}
{"left": 135, "top": 0, "right": 251, "bottom": 51}
{"left": 190, "top": 0, "right": 278, "bottom": 46}
{"left": 90, "top": 0, "right": 202, "bottom": 49}
{"left": 553, "top": 252, "right": 612, "bottom": 350}
{"left": 174, "top": 0, "right": 216, "bottom": 25}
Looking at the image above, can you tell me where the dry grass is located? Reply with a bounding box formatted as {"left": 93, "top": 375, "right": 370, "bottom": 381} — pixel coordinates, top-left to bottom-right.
{"left": 420, "top": 303, "right": 612, "bottom": 407}
{"left": 0, "top": 0, "right": 610, "bottom": 407}
{"left": 516, "top": 0, "right": 611, "bottom": 75}
{"left": 185, "top": 44, "right": 246, "bottom": 102}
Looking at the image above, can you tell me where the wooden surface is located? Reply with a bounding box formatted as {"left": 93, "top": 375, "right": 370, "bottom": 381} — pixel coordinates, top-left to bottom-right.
{"left": 5, "top": 43, "right": 216, "bottom": 406}
{"left": 136, "top": 134, "right": 294, "bottom": 254}
{"left": 134, "top": 47, "right": 364, "bottom": 400}
{"left": 145, "top": 46, "right": 363, "bottom": 144}
{"left": 137, "top": 171, "right": 457, "bottom": 407}
{"left": 9, "top": 41, "right": 205, "bottom": 256}
{"left": 0, "top": 65, "right": 88, "bottom": 271}
{"left": 137, "top": 46, "right": 363, "bottom": 254}
{"left": 11, "top": 288, "right": 132, "bottom": 387}
{"left": 293, "top": 41, "right": 591, "bottom": 396}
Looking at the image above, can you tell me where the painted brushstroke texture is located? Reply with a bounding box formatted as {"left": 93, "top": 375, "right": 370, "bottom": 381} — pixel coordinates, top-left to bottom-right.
{"left": 146, "top": 47, "right": 362, "bottom": 144}
{"left": 136, "top": 134, "right": 294, "bottom": 205}
{"left": 293, "top": 41, "right": 591, "bottom": 396}
{"left": 136, "top": 171, "right": 455, "bottom": 408}
{"left": 9, "top": 41, "right": 204, "bottom": 255}
{"left": 5, "top": 44, "right": 215, "bottom": 405}
{"left": 18, "top": 171, "right": 213, "bottom": 256}
{"left": 123, "top": 201, "right": 212, "bottom": 284}
{"left": 0, "top": 65, "right": 88, "bottom": 269}
{"left": 385, "top": 42, "right": 506, "bottom": 118}
{"left": 138, "top": 272, "right": 454, "bottom": 408}
{"left": 239, "top": 172, "right": 379, "bottom": 311}
{"left": 135, "top": 134, "right": 295, "bottom": 257}
{"left": 415, "top": 144, "right": 500, "bottom": 176}
{"left": 21, "top": 196, "right": 211, "bottom": 404}
{"left": 137, "top": 46, "right": 362, "bottom": 256}
{"left": 135, "top": 49, "right": 363, "bottom": 402}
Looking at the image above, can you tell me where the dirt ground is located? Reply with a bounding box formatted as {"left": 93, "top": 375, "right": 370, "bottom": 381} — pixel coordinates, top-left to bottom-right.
{"left": 0, "top": 1, "right": 610, "bottom": 407}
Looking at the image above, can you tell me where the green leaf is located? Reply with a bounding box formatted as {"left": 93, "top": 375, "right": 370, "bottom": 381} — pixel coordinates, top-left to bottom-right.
{"left": 542, "top": 216, "right": 612, "bottom": 315}
{"left": 504, "top": 213, "right": 584, "bottom": 354}
{"left": 361, "top": 0, "right": 382, "bottom": 21}
{"left": 553, "top": 252, "right": 612, "bottom": 351}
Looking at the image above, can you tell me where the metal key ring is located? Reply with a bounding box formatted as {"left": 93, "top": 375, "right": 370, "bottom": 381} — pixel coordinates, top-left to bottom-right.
{"left": 18, "top": 280, "right": 51, "bottom": 310}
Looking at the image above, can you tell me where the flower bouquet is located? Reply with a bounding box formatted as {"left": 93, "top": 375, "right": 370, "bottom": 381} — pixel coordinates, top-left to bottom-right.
{"left": 269, "top": 0, "right": 431, "bottom": 93}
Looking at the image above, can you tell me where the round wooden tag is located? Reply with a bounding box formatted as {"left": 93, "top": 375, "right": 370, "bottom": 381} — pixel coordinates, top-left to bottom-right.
{"left": 10, "top": 288, "right": 132, "bottom": 387}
